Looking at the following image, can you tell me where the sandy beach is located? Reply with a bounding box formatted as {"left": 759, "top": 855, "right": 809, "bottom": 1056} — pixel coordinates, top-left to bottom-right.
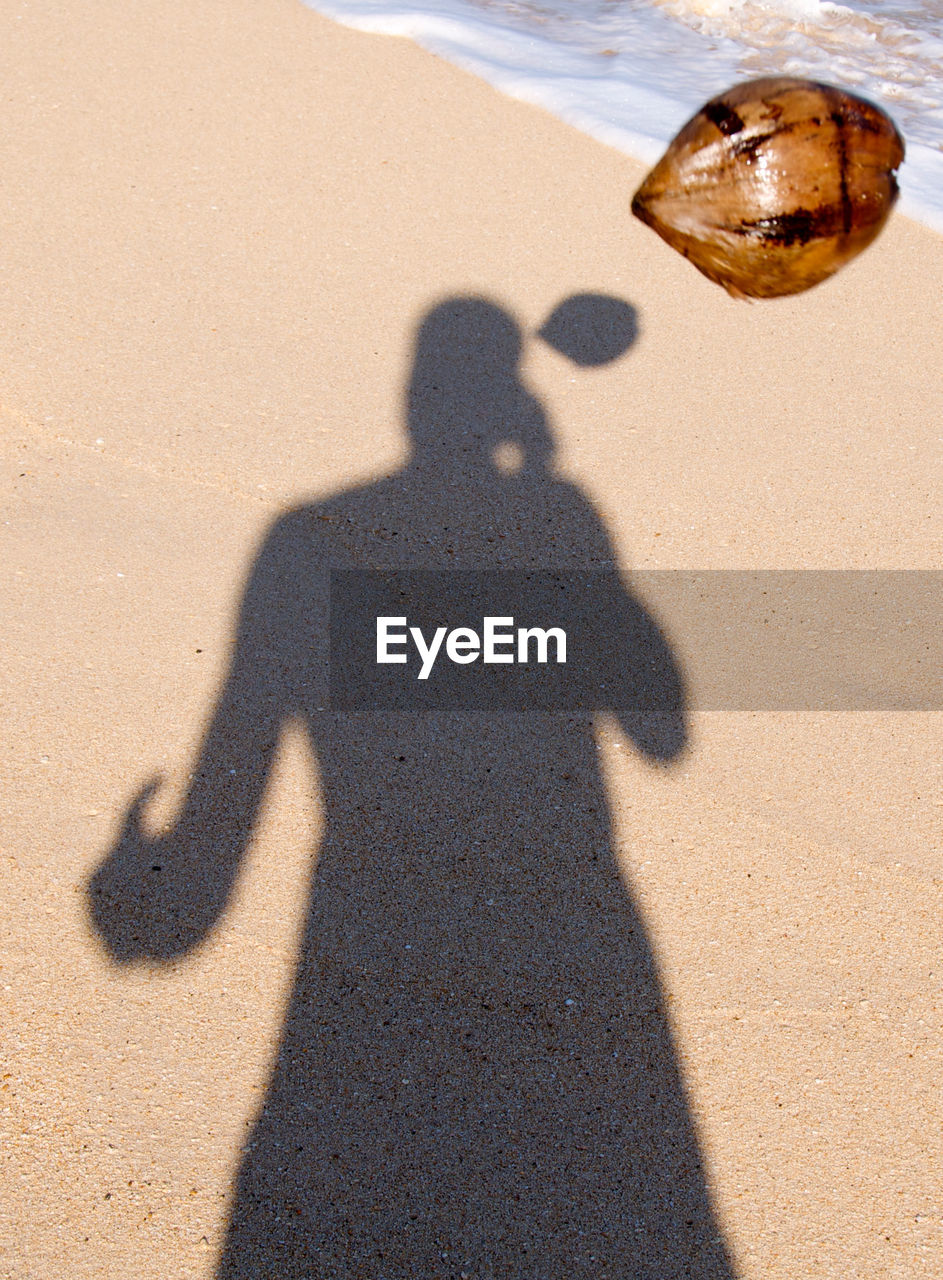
{"left": 2, "top": 0, "right": 942, "bottom": 1276}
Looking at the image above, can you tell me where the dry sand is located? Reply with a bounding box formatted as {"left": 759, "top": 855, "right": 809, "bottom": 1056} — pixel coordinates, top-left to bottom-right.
{"left": 1, "top": 0, "right": 941, "bottom": 1276}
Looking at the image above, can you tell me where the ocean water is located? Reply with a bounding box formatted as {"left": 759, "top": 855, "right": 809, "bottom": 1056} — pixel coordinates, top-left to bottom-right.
{"left": 303, "top": 0, "right": 943, "bottom": 233}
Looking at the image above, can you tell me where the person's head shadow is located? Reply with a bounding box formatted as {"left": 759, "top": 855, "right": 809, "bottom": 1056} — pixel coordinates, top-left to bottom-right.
{"left": 403, "top": 292, "right": 637, "bottom": 484}
{"left": 88, "top": 293, "right": 736, "bottom": 1279}
{"left": 324, "top": 292, "right": 649, "bottom": 590}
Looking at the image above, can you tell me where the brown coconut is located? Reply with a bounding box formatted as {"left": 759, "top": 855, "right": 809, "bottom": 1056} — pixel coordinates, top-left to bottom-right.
{"left": 631, "top": 77, "right": 905, "bottom": 299}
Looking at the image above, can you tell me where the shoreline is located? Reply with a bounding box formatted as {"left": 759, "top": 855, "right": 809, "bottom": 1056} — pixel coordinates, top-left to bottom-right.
{"left": 304, "top": 0, "right": 943, "bottom": 236}
{"left": 2, "top": 2, "right": 941, "bottom": 1277}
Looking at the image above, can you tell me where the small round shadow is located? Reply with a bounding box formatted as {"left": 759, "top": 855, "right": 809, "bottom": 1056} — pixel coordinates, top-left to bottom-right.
{"left": 537, "top": 293, "right": 639, "bottom": 366}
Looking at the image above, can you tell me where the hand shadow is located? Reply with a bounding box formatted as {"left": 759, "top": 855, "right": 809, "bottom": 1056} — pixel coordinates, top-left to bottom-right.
{"left": 88, "top": 296, "right": 736, "bottom": 1278}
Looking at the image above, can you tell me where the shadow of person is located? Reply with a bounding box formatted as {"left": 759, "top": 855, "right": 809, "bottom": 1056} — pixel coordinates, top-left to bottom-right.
{"left": 88, "top": 297, "right": 736, "bottom": 1278}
